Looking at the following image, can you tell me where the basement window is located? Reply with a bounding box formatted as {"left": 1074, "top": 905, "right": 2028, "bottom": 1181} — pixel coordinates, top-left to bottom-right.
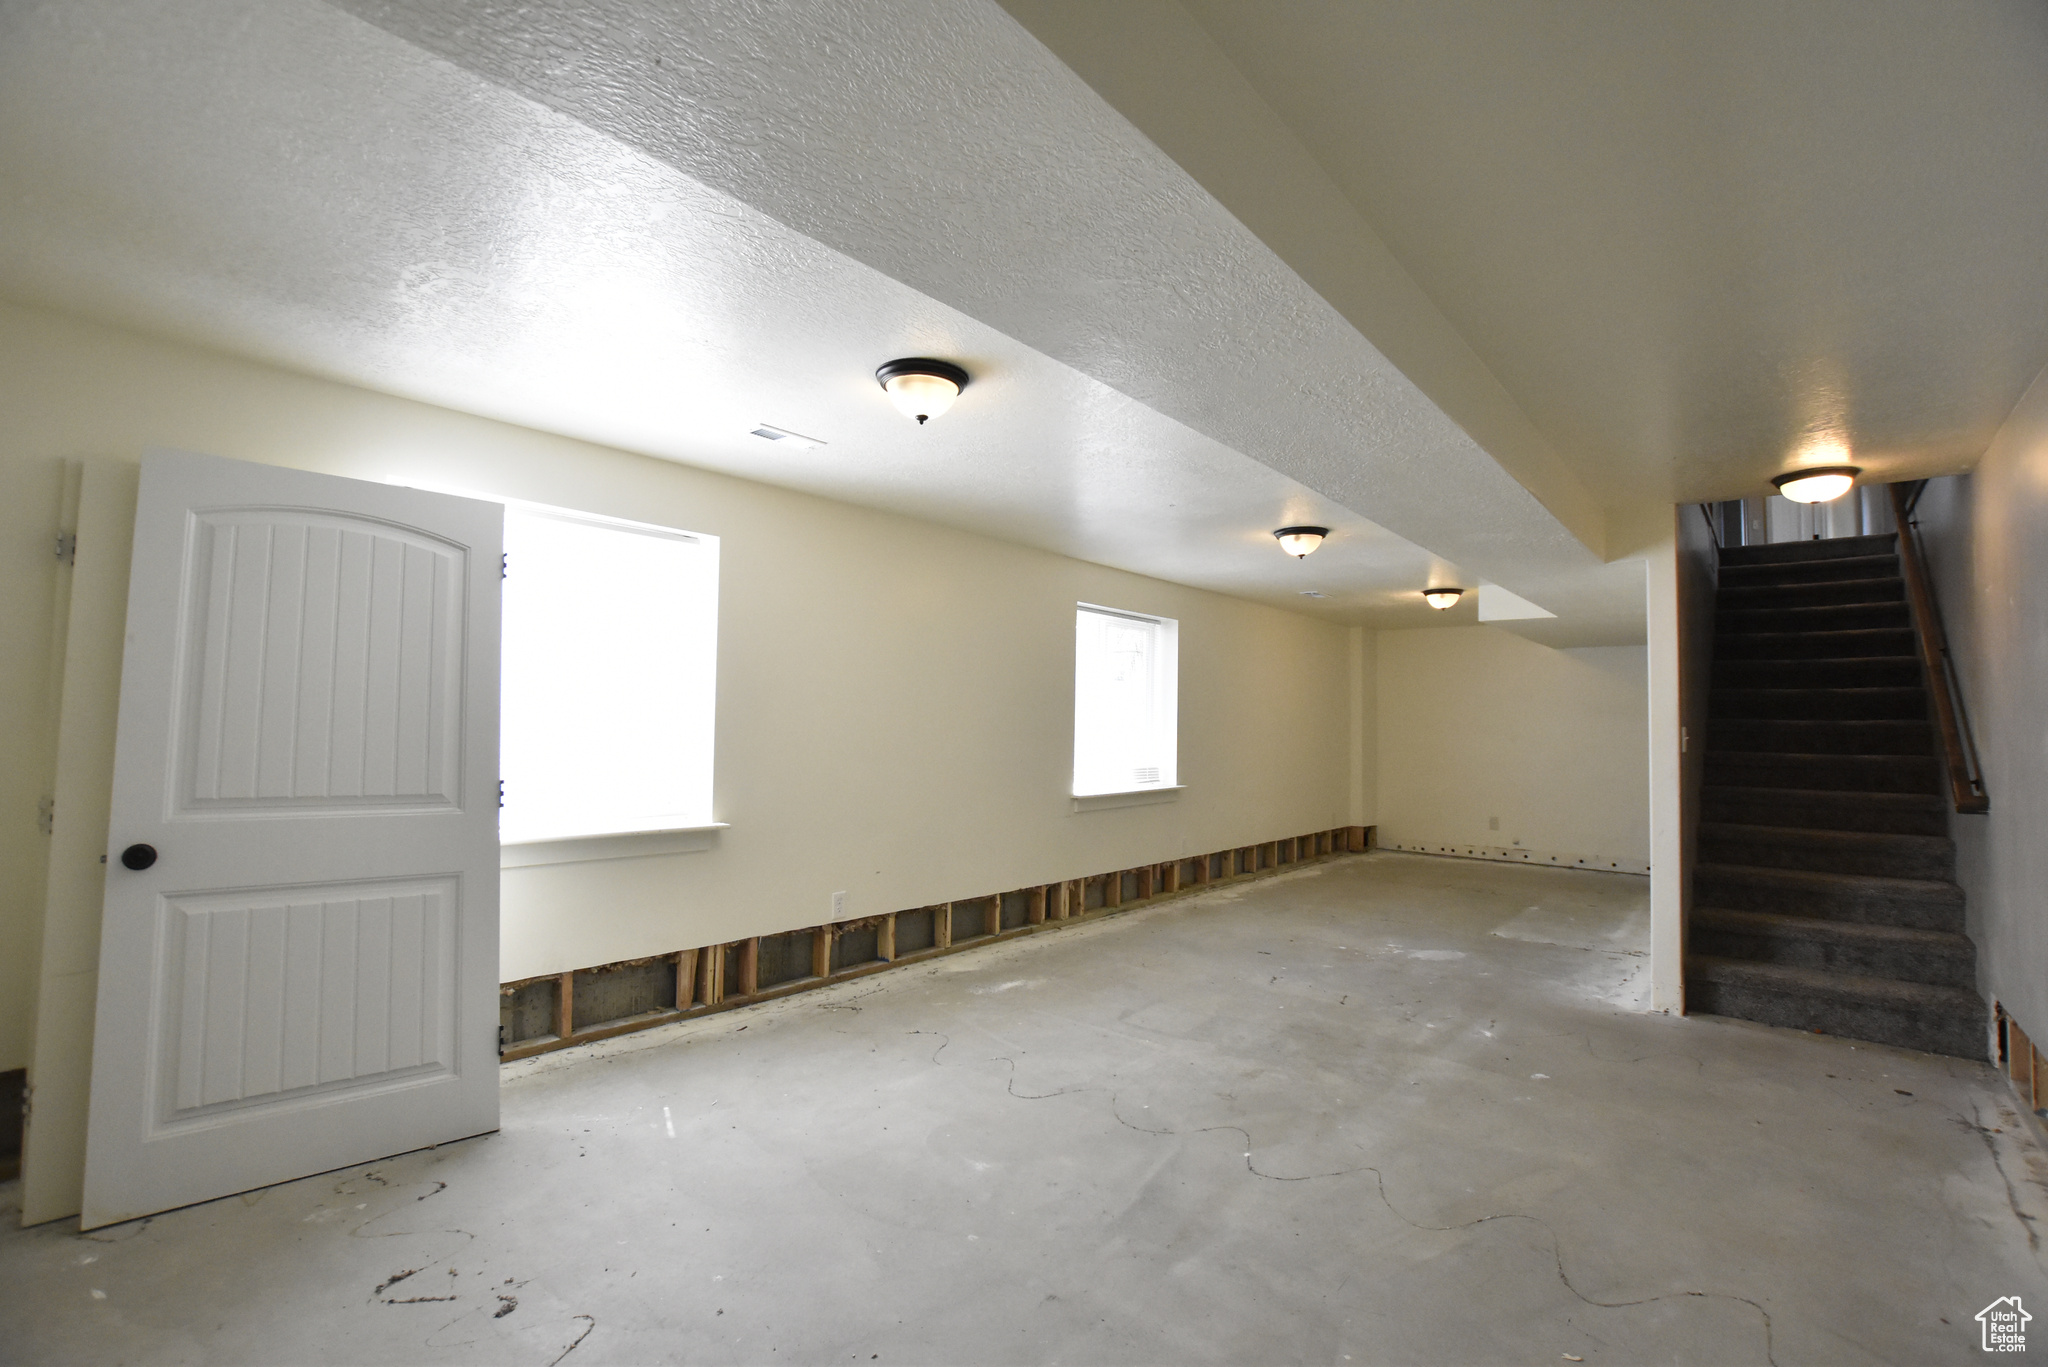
{"left": 1073, "top": 603, "right": 1178, "bottom": 797}
{"left": 499, "top": 503, "right": 719, "bottom": 847}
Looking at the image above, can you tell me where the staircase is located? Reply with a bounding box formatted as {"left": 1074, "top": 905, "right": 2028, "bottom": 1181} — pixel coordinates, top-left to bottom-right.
{"left": 1688, "top": 532, "right": 1988, "bottom": 1059}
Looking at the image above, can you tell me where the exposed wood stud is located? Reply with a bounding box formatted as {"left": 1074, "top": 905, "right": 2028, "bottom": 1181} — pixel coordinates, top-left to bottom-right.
{"left": 499, "top": 829, "right": 1374, "bottom": 1059}
{"left": 555, "top": 972, "right": 575, "bottom": 1040}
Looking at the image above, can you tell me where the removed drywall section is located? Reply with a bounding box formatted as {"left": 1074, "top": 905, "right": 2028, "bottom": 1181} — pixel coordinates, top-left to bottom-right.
{"left": 1911, "top": 363, "right": 2048, "bottom": 1042}
{"left": 1376, "top": 624, "right": 1649, "bottom": 875}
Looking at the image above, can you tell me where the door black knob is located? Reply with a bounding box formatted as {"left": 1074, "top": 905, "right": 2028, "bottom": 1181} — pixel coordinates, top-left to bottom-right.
{"left": 119, "top": 844, "right": 157, "bottom": 871}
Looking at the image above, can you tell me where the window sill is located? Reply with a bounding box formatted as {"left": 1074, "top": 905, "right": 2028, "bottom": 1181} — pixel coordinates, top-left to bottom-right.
{"left": 1071, "top": 786, "right": 1185, "bottom": 813}
{"left": 500, "top": 824, "right": 728, "bottom": 868}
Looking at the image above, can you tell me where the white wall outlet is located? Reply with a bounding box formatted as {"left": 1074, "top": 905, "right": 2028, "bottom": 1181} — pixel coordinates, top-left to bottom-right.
{"left": 830, "top": 890, "right": 847, "bottom": 919}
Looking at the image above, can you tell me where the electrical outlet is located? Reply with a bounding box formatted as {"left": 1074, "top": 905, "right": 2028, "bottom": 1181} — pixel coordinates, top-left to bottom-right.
{"left": 1487, "top": 816, "right": 1499, "bottom": 831}
{"left": 830, "top": 890, "right": 847, "bottom": 919}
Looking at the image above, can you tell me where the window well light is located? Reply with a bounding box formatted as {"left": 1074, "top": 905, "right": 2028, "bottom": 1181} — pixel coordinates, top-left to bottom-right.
{"left": 1771, "top": 466, "right": 1861, "bottom": 504}
{"left": 876, "top": 358, "right": 969, "bottom": 425}
{"left": 1422, "top": 587, "right": 1464, "bottom": 610}
{"left": 1273, "top": 526, "right": 1328, "bottom": 559}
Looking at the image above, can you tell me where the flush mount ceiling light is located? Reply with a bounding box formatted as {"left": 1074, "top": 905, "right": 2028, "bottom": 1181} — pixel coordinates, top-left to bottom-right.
{"left": 1771, "top": 465, "right": 1862, "bottom": 504}
{"left": 1422, "top": 587, "right": 1464, "bottom": 610}
{"left": 876, "top": 358, "right": 970, "bottom": 424}
{"left": 1273, "top": 526, "right": 1329, "bottom": 559}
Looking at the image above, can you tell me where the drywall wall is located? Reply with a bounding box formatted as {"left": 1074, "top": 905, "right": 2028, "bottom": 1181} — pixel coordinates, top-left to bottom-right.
{"left": 1347, "top": 625, "right": 1376, "bottom": 826}
{"left": 1375, "top": 624, "right": 1649, "bottom": 875}
{"left": 0, "top": 299, "right": 1367, "bottom": 1075}
{"left": 1911, "top": 363, "right": 2048, "bottom": 1041}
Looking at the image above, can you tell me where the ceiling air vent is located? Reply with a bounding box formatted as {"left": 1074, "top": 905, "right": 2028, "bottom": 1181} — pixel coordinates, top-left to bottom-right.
{"left": 749, "top": 424, "right": 824, "bottom": 450}
{"left": 1133, "top": 767, "right": 1160, "bottom": 785}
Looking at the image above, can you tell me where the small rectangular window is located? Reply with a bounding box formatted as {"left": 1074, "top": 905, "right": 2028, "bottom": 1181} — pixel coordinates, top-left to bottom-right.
{"left": 499, "top": 503, "right": 718, "bottom": 843}
{"left": 1073, "top": 603, "right": 1178, "bottom": 796}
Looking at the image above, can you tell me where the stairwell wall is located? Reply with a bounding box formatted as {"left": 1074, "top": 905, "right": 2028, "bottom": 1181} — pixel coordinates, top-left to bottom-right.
{"left": 1910, "top": 362, "right": 2048, "bottom": 1044}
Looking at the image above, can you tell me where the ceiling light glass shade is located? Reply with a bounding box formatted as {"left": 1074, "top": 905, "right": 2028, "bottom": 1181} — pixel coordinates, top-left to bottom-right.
{"left": 1422, "top": 587, "right": 1464, "bottom": 610}
{"left": 1771, "top": 465, "right": 1861, "bottom": 504}
{"left": 1273, "top": 525, "right": 1329, "bottom": 559}
{"left": 876, "top": 358, "right": 970, "bottom": 424}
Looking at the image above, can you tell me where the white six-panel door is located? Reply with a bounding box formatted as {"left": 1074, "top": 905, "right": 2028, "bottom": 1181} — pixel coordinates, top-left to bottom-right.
{"left": 82, "top": 450, "right": 502, "bottom": 1230}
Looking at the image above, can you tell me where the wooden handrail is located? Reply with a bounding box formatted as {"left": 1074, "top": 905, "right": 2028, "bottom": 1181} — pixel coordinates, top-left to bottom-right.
{"left": 1888, "top": 482, "right": 1988, "bottom": 814}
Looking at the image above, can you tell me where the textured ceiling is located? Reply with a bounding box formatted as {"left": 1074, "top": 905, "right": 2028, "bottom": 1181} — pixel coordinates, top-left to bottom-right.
{"left": 0, "top": 0, "right": 1502, "bottom": 626}
{"left": 1170, "top": 0, "right": 2048, "bottom": 504}
{"left": 321, "top": 0, "right": 1610, "bottom": 586}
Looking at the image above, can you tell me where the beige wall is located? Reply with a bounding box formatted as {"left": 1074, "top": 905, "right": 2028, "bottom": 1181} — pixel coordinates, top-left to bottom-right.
{"left": 1913, "top": 362, "right": 2048, "bottom": 1044}
{"left": 0, "top": 300, "right": 1367, "bottom": 1073}
{"left": 1375, "top": 625, "right": 1649, "bottom": 873}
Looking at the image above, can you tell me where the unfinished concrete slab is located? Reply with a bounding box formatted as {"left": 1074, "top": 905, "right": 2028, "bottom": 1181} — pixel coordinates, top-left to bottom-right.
{"left": 3, "top": 853, "right": 2042, "bottom": 1365}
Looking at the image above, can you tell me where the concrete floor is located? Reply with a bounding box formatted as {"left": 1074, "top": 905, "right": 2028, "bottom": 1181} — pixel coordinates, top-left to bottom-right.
{"left": 4, "top": 852, "right": 2045, "bottom": 1366}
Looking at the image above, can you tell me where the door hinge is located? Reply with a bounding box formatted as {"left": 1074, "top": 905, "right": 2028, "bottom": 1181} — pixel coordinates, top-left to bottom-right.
{"left": 500, "top": 553, "right": 508, "bottom": 579}
{"left": 54, "top": 531, "right": 75, "bottom": 564}
{"left": 498, "top": 780, "right": 505, "bottom": 809}
{"left": 37, "top": 796, "right": 54, "bottom": 836}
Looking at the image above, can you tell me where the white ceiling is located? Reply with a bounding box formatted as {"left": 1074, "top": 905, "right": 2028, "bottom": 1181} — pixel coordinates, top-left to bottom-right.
{"left": 0, "top": 0, "right": 1635, "bottom": 635}
{"left": 0, "top": 0, "right": 1469, "bottom": 623}
{"left": 6, "top": 1, "right": 2042, "bottom": 642}
{"left": 1024, "top": 0, "right": 2048, "bottom": 506}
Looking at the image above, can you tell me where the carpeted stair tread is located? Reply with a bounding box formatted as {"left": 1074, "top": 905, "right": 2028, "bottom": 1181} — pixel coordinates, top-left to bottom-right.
{"left": 1718, "top": 554, "right": 1902, "bottom": 588}
{"left": 1693, "top": 862, "right": 1963, "bottom": 930}
{"left": 1708, "top": 687, "right": 1927, "bottom": 721}
{"left": 1718, "top": 576, "right": 1904, "bottom": 611}
{"left": 1718, "top": 534, "right": 1897, "bottom": 567}
{"left": 1704, "top": 751, "right": 1940, "bottom": 794}
{"left": 1713, "top": 656, "right": 1922, "bottom": 689}
{"left": 1686, "top": 956, "right": 1986, "bottom": 1058}
{"left": 1711, "top": 719, "right": 1934, "bottom": 756}
{"left": 1698, "top": 822, "right": 1953, "bottom": 879}
{"left": 1700, "top": 785, "right": 1947, "bottom": 835}
{"left": 1717, "top": 601, "right": 1910, "bottom": 634}
{"left": 1710, "top": 719, "right": 1932, "bottom": 756}
{"left": 1691, "top": 909, "right": 1976, "bottom": 988}
{"left": 1716, "top": 627, "right": 1917, "bottom": 660}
